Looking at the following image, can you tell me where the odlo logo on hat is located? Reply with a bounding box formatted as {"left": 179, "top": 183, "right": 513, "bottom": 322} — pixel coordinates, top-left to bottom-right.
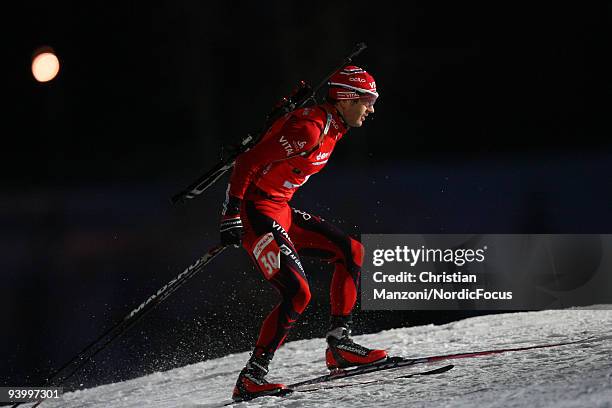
{"left": 328, "top": 66, "right": 378, "bottom": 100}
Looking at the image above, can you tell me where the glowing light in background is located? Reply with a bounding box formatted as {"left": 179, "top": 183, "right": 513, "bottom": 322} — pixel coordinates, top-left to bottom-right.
{"left": 32, "top": 48, "right": 60, "bottom": 82}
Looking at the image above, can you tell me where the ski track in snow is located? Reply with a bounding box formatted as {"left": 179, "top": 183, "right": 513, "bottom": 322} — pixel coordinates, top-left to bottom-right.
{"left": 27, "top": 307, "right": 612, "bottom": 408}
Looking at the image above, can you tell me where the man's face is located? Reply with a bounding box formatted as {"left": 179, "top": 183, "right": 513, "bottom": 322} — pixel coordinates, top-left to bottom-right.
{"left": 339, "top": 95, "right": 376, "bottom": 127}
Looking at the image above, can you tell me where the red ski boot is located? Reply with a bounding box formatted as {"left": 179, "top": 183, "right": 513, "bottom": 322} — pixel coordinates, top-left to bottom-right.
{"left": 325, "top": 324, "right": 388, "bottom": 370}
{"left": 232, "top": 352, "right": 287, "bottom": 401}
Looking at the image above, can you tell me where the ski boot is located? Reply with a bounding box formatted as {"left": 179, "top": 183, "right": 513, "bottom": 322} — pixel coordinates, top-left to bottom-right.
{"left": 232, "top": 351, "right": 287, "bottom": 401}
{"left": 325, "top": 316, "right": 388, "bottom": 371}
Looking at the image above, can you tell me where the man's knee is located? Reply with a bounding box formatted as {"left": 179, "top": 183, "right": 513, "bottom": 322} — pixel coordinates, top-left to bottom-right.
{"left": 291, "top": 278, "right": 311, "bottom": 314}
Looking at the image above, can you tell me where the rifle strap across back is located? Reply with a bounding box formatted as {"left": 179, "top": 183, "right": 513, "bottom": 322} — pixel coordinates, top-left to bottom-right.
{"left": 298, "top": 106, "right": 333, "bottom": 157}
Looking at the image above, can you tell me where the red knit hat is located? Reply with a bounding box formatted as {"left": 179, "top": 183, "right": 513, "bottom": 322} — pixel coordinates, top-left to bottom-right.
{"left": 328, "top": 66, "right": 378, "bottom": 100}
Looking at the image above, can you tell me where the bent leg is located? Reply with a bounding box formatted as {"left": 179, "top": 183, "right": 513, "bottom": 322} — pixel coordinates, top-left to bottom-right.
{"left": 288, "top": 208, "right": 385, "bottom": 369}
{"left": 242, "top": 201, "right": 311, "bottom": 356}
{"left": 288, "top": 208, "right": 364, "bottom": 317}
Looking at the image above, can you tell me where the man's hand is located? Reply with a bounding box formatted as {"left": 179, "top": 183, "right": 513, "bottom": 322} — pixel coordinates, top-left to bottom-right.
{"left": 220, "top": 194, "right": 244, "bottom": 248}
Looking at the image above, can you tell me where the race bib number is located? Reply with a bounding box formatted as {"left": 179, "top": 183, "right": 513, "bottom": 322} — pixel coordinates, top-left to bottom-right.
{"left": 253, "top": 233, "right": 280, "bottom": 279}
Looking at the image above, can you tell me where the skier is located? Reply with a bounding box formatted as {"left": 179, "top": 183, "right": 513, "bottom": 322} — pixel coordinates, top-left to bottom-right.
{"left": 220, "top": 66, "right": 387, "bottom": 401}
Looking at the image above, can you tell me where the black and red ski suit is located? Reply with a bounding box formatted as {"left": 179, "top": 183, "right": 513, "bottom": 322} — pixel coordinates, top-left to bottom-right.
{"left": 226, "top": 103, "right": 364, "bottom": 356}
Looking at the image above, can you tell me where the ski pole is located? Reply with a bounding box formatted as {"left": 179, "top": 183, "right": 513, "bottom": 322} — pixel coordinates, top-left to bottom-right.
{"left": 170, "top": 42, "right": 368, "bottom": 205}
{"left": 12, "top": 244, "right": 227, "bottom": 408}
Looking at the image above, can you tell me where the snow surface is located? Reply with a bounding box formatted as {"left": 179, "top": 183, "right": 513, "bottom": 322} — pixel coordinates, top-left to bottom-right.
{"left": 29, "top": 307, "right": 612, "bottom": 408}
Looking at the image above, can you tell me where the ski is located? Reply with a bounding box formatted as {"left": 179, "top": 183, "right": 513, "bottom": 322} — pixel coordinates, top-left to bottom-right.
{"left": 287, "top": 356, "right": 428, "bottom": 389}
{"left": 226, "top": 364, "right": 453, "bottom": 404}
{"left": 220, "top": 336, "right": 601, "bottom": 405}
{"left": 287, "top": 336, "right": 595, "bottom": 389}
{"left": 297, "top": 364, "right": 454, "bottom": 393}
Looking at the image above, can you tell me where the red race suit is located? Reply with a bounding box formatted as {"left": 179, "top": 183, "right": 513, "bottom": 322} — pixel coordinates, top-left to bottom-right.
{"left": 226, "top": 103, "right": 364, "bottom": 356}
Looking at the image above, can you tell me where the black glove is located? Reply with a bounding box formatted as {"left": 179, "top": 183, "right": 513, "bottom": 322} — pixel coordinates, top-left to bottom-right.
{"left": 220, "top": 194, "right": 244, "bottom": 248}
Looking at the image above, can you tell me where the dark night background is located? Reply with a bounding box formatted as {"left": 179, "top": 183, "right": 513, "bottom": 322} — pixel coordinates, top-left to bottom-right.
{"left": 3, "top": 0, "right": 611, "bottom": 394}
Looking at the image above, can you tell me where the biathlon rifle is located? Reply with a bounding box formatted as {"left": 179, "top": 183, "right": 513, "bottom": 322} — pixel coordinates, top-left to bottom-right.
{"left": 170, "top": 42, "right": 368, "bottom": 205}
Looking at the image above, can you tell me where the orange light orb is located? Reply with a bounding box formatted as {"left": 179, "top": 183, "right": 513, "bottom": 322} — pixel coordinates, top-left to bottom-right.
{"left": 32, "top": 51, "right": 60, "bottom": 82}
